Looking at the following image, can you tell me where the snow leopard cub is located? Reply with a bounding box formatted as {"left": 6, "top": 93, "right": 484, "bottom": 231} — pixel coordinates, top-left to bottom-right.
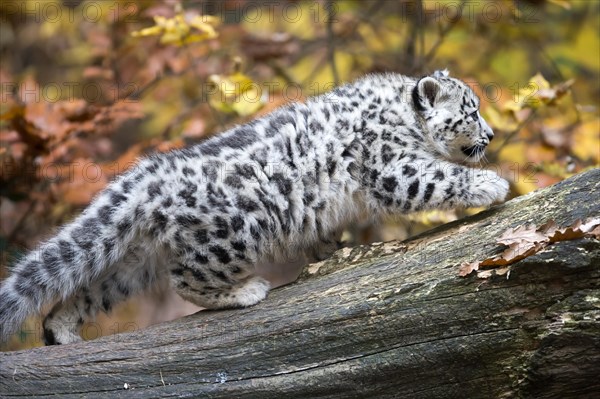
{"left": 0, "top": 70, "right": 508, "bottom": 345}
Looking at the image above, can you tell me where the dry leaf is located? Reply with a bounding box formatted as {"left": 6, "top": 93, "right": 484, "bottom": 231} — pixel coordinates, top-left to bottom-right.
{"left": 481, "top": 242, "right": 547, "bottom": 267}
{"left": 476, "top": 270, "right": 494, "bottom": 279}
{"left": 579, "top": 218, "right": 600, "bottom": 234}
{"left": 459, "top": 217, "right": 600, "bottom": 277}
{"left": 496, "top": 224, "right": 548, "bottom": 246}
{"left": 545, "top": 218, "right": 600, "bottom": 242}
{"left": 476, "top": 267, "right": 510, "bottom": 279}
{"left": 538, "top": 220, "right": 559, "bottom": 236}
{"left": 547, "top": 222, "right": 584, "bottom": 242}
{"left": 459, "top": 261, "right": 479, "bottom": 277}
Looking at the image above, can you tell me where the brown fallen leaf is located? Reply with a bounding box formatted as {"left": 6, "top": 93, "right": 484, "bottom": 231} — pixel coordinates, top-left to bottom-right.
{"left": 579, "top": 218, "right": 600, "bottom": 234}
{"left": 480, "top": 241, "right": 547, "bottom": 267}
{"left": 476, "top": 266, "right": 510, "bottom": 279}
{"left": 459, "top": 261, "right": 479, "bottom": 277}
{"left": 496, "top": 224, "right": 548, "bottom": 246}
{"left": 538, "top": 220, "right": 559, "bottom": 236}
{"left": 476, "top": 269, "right": 493, "bottom": 279}
{"left": 545, "top": 218, "right": 600, "bottom": 242}
{"left": 459, "top": 217, "right": 600, "bottom": 278}
{"left": 548, "top": 223, "right": 583, "bottom": 242}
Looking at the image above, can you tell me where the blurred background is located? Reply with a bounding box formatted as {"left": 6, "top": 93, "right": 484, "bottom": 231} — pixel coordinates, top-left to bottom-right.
{"left": 1, "top": 0, "right": 598, "bottom": 350}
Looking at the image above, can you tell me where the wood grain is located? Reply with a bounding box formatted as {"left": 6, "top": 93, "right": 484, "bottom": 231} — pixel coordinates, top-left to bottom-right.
{"left": 1, "top": 169, "right": 599, "bottom": 398}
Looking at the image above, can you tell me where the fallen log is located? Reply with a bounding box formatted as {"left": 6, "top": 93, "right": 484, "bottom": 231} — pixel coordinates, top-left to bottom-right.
{"left": 1, "top": 168, "right": 599, "bottom": 398}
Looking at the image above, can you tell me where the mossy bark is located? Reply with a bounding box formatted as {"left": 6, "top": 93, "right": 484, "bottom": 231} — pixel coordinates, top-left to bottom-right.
{"left": 1, "top": 169, "right": 599, "bottom": 398}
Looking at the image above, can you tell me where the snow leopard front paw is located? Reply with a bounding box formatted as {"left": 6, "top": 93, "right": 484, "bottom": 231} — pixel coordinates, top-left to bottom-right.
{"left": 467, "top": 169, "right": 509, "bottom": 207}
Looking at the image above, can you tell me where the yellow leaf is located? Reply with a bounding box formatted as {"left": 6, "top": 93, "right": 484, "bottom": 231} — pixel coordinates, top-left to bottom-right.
{"left": 188, "top": 15, "right": 220, "bottom": 33}
{"left": 517, "top": 73, "right": 550, "bottom": 109}
{"left": 231, "top": 87, "right": 264, "bottom": 116}
{"left": 131, "top": 12, "right": 219, "bottom": 46}
{"left": 572, "top": 119, "right": 600, "bottom": 163}
{"left": 228, "top": 72, "right": 256, "bottom": 92}
{"left": 159, "top": 31, "right": 184, "bottom": 45}
{"left": 209, "top": 98, "right": 234, "bottom": 114}
{"left": 498, "top": 141, "right": 527, "bottom": 164}
{"left": 208, "top": 75, "right": 238, "bottom": 101}
{"left": 131, "top": 25, "right": 163, "bottom": 37}
{"left": 208, "top": 72, "right": 264, "bottom": 116}
{"left": 485, "top": 106, "right": 518, "bottom": 131}
{"left": 154, "top": 16, "right": 167, "bottom": 26}
{"left": 503, "top": 73, "right": 574, "bottom": 116}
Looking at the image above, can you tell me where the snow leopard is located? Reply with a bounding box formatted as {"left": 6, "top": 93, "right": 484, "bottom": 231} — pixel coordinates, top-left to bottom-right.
{"left": 0, "top": 70, "right": 509, "bottom": 345}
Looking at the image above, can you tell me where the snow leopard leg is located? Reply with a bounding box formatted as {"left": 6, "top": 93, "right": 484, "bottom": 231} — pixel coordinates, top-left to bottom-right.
{"left": 42, "top": 297, "right": 85, "bottom": 345}
{"left": 170, "top": 259, "right": 270, "bottom": 309}
{"left": 43, "top": 255, "right": 163, "bottom": 345}
{"left": 376, "top": 160, "right": 509, "bottom": 212}
{"left": 308, "top": 229, "right": 345, "bottom": 262}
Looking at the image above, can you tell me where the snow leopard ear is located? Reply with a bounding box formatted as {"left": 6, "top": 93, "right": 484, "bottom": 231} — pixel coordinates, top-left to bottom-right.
{"left": 413, "top": 77, "right": 442, "bottom": 111}
{"left": 432, "top": 69, "right": 449, "bottom": 78}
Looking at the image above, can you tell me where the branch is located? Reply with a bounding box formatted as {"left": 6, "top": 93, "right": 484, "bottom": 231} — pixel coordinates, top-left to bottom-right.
{"left": 1, "top": 169, "right": 599, "bottom": 398}
{"left": 326, "top": 0, "right": 340, "bottom": 86}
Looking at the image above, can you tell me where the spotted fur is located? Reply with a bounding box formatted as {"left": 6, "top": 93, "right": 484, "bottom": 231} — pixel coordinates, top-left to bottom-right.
{"left": 0, "top": 71, "right": 508, "bottom": 345}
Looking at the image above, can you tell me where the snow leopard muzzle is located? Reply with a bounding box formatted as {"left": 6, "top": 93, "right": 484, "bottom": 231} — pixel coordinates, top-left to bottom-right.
{"left": 461, "top": 144, "right": 486, "bottom": 158}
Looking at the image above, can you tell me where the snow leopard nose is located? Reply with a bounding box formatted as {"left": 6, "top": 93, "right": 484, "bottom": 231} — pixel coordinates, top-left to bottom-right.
{"left": 479, "top": 115, "right": 494, "bottom": 144}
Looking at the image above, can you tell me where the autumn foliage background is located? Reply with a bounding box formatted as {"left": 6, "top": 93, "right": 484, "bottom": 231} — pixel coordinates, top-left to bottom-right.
{"left": 0, "top": 0, "right": 598, "bottom": 350}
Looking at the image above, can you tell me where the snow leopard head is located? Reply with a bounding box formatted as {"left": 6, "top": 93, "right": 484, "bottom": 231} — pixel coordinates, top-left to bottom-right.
{"left": 412, "top": 70, "right": 494, "bottom": 163}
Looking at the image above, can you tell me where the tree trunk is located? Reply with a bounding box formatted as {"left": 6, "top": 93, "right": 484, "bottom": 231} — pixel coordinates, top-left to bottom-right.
{"left": 1, "top": 169, "right": 599, "bottom": 399}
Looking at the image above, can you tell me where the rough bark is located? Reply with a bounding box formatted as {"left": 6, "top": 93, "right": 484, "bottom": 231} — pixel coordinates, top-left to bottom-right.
{"left": 1, "top": 169, "right": 599, "bottom": 399}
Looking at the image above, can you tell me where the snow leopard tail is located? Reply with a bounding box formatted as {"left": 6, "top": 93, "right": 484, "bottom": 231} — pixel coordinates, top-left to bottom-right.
{"left": 0, "top": 184, "right": 138, "bottom": 344}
